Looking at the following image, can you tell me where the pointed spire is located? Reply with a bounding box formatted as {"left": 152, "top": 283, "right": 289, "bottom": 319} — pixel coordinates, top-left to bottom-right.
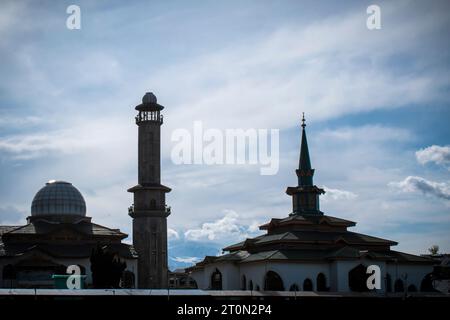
{"left": 297, "top": 113, "right": 314, "bottom": 186}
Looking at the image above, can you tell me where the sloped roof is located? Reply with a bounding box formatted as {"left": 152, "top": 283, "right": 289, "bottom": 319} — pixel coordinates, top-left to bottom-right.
{"left": 190, "top": 247, "right": 434, "bottom": 268}
{"left": 259, "top": 214, "right": 356, "bottom": 231}
{"left": 0, "top": 226, "right": 20, "bottom": 235}
{"left": 223, "top": 230, "right": 396, "bottom": 252}
{"left": 2, "top": 221, "right": 127, "bottom": 238}
{"left": 0, "top": 242, "right": 137, "bottom": 259}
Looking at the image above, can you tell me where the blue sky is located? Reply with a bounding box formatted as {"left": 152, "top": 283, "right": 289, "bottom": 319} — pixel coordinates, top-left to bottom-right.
{"left": 0, "top": 0, "right": 449, "bottom": 269}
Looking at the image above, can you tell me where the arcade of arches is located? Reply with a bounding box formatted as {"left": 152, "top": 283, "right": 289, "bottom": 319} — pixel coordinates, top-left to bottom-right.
{"left": 208, "top": 268, "right": 436, "bottom": 293}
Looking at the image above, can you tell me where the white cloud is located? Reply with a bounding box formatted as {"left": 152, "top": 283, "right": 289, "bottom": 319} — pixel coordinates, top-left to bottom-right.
{"left": 184, "top": 210, "right": 260, "bottom": 242}
{"left": 0, "top": 117, "right": 134, "bottom": 160}
{"left": 389, "top": 176, "right": 450, "bottom": 200}
{"left": 317, "top": 125, "right": 413, "bottom": 143}
{"left": 152, "top": 2, "right": 449, "bottom": 133}
{"left": 416, "top": 145, "right": 450, "bottom": 169}
{"left": 0, "top": 115, "right": 43, "bottom": 127}
{"left": 170, "top": 256, "right": 200, "bottom": 264}
{"left": 168, "top": 228, "right": 179, "bottom": 240}
{"left": 323, "top": 186, "right": 357, "bottom": 201}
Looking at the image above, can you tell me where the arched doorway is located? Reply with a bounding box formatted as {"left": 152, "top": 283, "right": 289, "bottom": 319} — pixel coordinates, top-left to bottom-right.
{"left": 264, "top": 271, "right": 284, "bottom": 291}
{"left": 386, "top": 273, "right": 392, "bottom": 293}
{"left": 248, "top": 280, "right": 253, "bottom": 291}
{"left": 241, "top": 275, "right": 247, "bottom": 290}
{"left": 211, "top": 269, "right": 222, "bottom": 290}
{"left": 317, "top": 273, "right": 327, "bottom": 291}
{"left": 348, "top": 264, "right": 369, "bottom": 292}
{"left": 394, "top": 279, "right": 404, "bottom": 292}
{"left": 2, "top": 264, "right": 16, "bottom": 288}
{"left": 121, "top": 270, "right": 135, "bottom": 288}
{"left": 190, "top": 279, "right": 198, "bottom": 289}
{"left": 408, "top": 284, "right": 417, "bottom": 292}
{"left": 420, "top": 273, "right": 434, "bottom": 292}
{"left": 289, "top": 283, "right": 299, "bottom": 291}
{"left": 303, "top": 278, "right": 313, "bottom": 291}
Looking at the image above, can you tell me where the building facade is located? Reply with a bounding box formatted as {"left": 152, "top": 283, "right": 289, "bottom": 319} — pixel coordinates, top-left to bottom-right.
{"left": 188, "top": 116, "right": 434, "bottom": 293}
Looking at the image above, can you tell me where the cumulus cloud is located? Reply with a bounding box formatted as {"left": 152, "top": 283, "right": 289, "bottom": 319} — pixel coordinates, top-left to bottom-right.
{"left": 170, "top": 256, "right": 200, "bottom": 264}
{"left": 0, "top": 117, "right": 133, "bottom": 160}
{"left": 389, "top": 176, "right": 450, "bottom": 200}
{"left": 323, "top": 187, "right": 357, "bottom": 201}
{"left": 0, "top": 205, "right": 27, "bottom": 224}
{"left": 184, "top": 210, "right": 261, "bottom": 242}
{"left": 416, "top": 145, "right": 450, "bottom": 169}
{"left": 318, "top": 126, "right": 412, "bottom": 143}
{"left": 168, "top": 228, "right": 180, "bottom": 240}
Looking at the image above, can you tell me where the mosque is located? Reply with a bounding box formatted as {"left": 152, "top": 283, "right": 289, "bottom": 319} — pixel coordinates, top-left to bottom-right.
{"left": 0, "top": 180, "right": 137, "bottom": 288}
{"left": 187, "top": 115, "right": 435, "bottom": 293}
{"left": 0, "top": 92, "right": 170, "bottom": 289}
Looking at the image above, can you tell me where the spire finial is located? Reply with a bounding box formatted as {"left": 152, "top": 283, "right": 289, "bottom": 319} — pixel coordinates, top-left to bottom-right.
{"left": 301, "top": 112, "right": 306, "bottom": 129}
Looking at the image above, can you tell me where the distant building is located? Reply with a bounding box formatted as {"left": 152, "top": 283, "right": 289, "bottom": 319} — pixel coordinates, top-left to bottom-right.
{"left": 169, "top": 269, "right": 198, "bottom": 289}
{"left": 0, "top": 180, "right": 137, "bottom": 288}
{"left": 188, "top": 116, "right": 434, "bottom": 293}
{"left": 421, "top": 254, "right": 450, "bottom": 293}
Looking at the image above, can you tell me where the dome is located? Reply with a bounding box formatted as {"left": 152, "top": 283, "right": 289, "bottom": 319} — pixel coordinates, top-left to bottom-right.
{"left": 31, "top": 180, "right": 86, "bottom": 217}
{"left": 142, "top": 92, "right": 157, "bottom": 104}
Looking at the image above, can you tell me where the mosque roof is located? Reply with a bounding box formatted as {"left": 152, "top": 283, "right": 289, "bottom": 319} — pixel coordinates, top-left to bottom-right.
{"left": 0, "top": 242, "right": 137, "bottom": 259}
{"left": 31, "top": 181, "right": 86, "bottom": 217}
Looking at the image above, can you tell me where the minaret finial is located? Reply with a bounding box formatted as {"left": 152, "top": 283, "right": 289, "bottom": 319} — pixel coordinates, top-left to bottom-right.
{"left": 301, "top": 112, "right": 306, "bottom": 129}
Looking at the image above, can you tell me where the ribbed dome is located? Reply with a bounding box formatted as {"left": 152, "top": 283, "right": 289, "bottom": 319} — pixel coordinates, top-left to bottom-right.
{"left": 31, "top": 180, "right": 86, "bottom": 217}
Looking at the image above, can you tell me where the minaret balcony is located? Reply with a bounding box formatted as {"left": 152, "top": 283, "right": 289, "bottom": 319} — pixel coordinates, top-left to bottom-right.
{"left": 128, "top": 204, "right": 171, "bottom": 217}
{"left": 135, "top": 112, "right": 163, "bottom": 125}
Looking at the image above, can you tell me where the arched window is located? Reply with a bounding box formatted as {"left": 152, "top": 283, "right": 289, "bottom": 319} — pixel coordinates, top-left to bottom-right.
{"left": 150, "top": 199, "right": 156, "bottom": 209}
{"left": 303, "top": 278, "right": 313, "bottom": 291}
{"left": 264, "top": 271, "right": 284, "bottom": 291}
{"left": 2, "top": 264, "right": 16, "bottom": 280}
{"left": 289, "top": 283, "right": 300, "bottom": 291}
{"left": 394, "top": 279, "right": 404, "bottom": 292}
{"left": 190, "top": 278, "right": 198, "bottom": 289}
{"left": 211, "top": 269, "right": 222, "bottom": 290}
{"left": 249, "top": 280, "right": 253, "bottom": 291}
{"left": 420, "top": 273, "right": 434, "bottom": 292}
{"left": 121, "top": 271, "right": 136, "bottom": 289}
{"left": 348, "top": 264, "right": 369, "bottom": 292}
{"left": 408, "top": 284, "right": 417, "bottom": 292}
{"left": 386, "top": 273, "right": 392, "bottom": 293}
{"left": 317, "top": 273, "right": 327, "bottom": 291}
{"left": 241, "top": 275, "right": 247, "bottom": 290}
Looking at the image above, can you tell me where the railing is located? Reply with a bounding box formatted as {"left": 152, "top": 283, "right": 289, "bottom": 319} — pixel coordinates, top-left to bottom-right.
{"left": 135, "top": 112, "right": 163, "bottom": 125}
{"left": 128, "top": 204, "right": 171, "bottom": 214}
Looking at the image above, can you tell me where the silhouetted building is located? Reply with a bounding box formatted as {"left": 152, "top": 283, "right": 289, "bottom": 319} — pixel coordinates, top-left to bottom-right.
{"left": 188, "top": 115, "right": 434, "bottom": 293}
{"left": 0, "top": 181, "right": 137, "bottom": 288}
{"left": 128, "top": 92, "right": 171, "bottom": 288}
{"left": 169, "top": 269, "right": 198, "bottom": 289}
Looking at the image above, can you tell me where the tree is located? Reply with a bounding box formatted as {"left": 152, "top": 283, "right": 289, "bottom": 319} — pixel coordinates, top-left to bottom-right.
{"left": 90, "top": 245, "right": 126, "bottom": 288}
{"left": 428, "top": 245, "right": 439, "bottom": 255}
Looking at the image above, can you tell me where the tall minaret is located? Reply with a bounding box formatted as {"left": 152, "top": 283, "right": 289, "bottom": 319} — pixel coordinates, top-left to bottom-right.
{"left": 128, "top": 92, "right": 171, "bottom": 288}
{"left": 286, "top": 113, "right": 325, "bottom": 215}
